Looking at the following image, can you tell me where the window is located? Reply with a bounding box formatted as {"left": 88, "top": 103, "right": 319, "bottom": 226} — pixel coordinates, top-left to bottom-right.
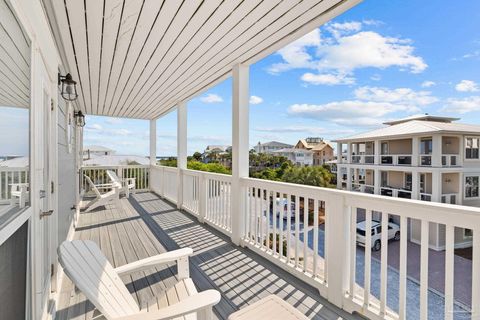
{"left": 465, "top": 137, "right": 480, "bottom": 159}
{"left": 420, "top": 139, "right": 432, "bottom": 154}
{"left": 381, "top": 171, "right": 388, "bottom": 186}
{"left": 465, "top": 229, "right": 473, "bottom": 238}
{"left": 381, "top": 142, "right": 388, "bottom": 154}
{"left": 465, "top": 176, "right": 479, "bottom": 198}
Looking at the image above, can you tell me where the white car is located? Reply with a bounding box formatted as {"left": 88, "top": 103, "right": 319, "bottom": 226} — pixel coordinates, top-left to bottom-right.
{"left": 274, "top": 197, "right": 295, "bottom": 220}
{"left": 356, "top": 220, "right": 400, "bottom": 251}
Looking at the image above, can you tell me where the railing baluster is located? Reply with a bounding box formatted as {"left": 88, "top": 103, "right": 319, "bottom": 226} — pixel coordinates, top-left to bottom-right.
{"left": 266, "top": 190, "right": 271, "bottom": 251}
{"left": 472, "top": 227, "right": 480, "bottom": 320}
{"left": 380, "top": 212, "right": 389, "bottom": 315}
{"left": 399, "top": 215, "right": 407, "bottom": 320}
{"left": 260, "top": 189, "right": 265, "bottom": 249}
{"left": 303, "top": 197, "right": 308, "bottom": 272}
{"left": 444, "top": 224, "right": 454, "bottom": 320}
{"left": 295, "top": 195, "right": 300, "bottom": 268}
{"left": 286, "top": 194, "right": 292, "bottom": 263}
{"left": 279, "top": 193, "right": 284, "bottom": 259}
{"left": 313, "top": 198, "right": 319, "bottom": 277}
{"left": 273, "top": 191, "right": 277, "bottom": 255}
{"left": 364, "top": 209, "right": 372, "bottom": 309}
{"left": 420, "top": 220, "right": 429, "bottom": 320}
{"left": 349, "top": 206, "right": 357, "bottom": 297}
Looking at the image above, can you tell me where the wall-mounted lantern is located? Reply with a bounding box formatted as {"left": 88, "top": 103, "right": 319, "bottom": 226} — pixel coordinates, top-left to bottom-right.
{"left": 58, "top": 73, "right": 78, "bottom": 101}
{"left": 74, "top": 110, "right": 85, "bottom": 127}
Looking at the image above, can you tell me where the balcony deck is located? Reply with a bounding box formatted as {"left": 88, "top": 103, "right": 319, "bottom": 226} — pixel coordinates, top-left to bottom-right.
{"left": 56, "top": 191, "right": 360, "bottom": 320}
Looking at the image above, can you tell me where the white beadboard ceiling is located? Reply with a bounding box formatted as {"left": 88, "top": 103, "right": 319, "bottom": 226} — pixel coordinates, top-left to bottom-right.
{"left": 43, "top": 0, "right": 359, "bottom": 120}
{"left": 0, "top": 0, "right": 30, "bottom": 109}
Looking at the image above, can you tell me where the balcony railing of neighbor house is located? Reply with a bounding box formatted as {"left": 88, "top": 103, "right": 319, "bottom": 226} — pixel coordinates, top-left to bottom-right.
{"left": 351, "top": 155, "right": 375, "bottom": 164}
{"left": 0, "top": 167, "right": 29, "bottom": 203}
{"left": 420, "top": 192, "right": 432, "bottom": 202}
{"left": 442, "top": 154, "right": 459, "bottom": 167}
{"left": 441, "top": 193, "right": 459, "bottom": 205}
{"left": 149, "top": 164, "right": 480, "bottom": 320}
{"left": 81, "top": 165, "right": 150, "bottom": 194}
{"left": 420, "top": 154, "right": 432, "bottom": 166}
{"left": 380, "top": 154, "right": 412, "bottom": 166}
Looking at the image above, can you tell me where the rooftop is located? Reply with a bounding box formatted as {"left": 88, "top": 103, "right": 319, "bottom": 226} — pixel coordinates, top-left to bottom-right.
{"left": 383, "top": 114, "right": 461, "bottom": 126}
{"left": 257, "top": 141, "right": 294, "bottom": 148}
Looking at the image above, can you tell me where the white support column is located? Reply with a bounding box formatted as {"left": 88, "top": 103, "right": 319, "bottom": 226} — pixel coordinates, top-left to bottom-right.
{"left": 231, "top": 63, "right": 250, "bottom": 246}
{"left": 149, "top": 119, "right": 157, "bottom": 166}
{"left": 458, "top": 135, "right": 464, "bottom": 167}
{"left": 374, "top": 169, "right": 381, "bottom": 194}
{"left": 374, "top": 140, "right": 380, "bottom": 165}
{"left": 412, "top": 136, "right": 419, "bottom": 167}
{"left": 336, "top": 142, "right": 343, "bottom": 164}
{"left": 412, "top": 171, "right": 419, "bottom": 200}
{"left": 432, "top": 170, "right": 442, "bottom": 202}
{"left": 458, "top": 172, "right": 464, "bottom": 205}
{"left": 177, "top": 102, "right": 187, "bottom": 209}
{"left": 432, "top": 135, "right": 442, "bottom": 167}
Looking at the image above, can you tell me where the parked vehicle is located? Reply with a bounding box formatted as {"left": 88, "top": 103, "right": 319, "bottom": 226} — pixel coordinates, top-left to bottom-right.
{"left": 356, "top": 220, "right": 400, "bottom": 251}
{"left": 274, "top": 197, "right": 296, "bottom": 219}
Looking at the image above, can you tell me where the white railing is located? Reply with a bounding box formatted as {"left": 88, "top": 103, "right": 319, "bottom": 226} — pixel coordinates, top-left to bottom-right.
{"left": 441, "top": 193, "right": 459, "bottom": 205}
{"left": 380, "top": 154, "right": 412, "bottom": 166}
{"left": 82, "top": 165, "right": 150, "bottom": 194}
{"left": 442, "top": 154, "right": 459, "bottom": 167}
{"left": 351, "top": 155, "right": 375, "bottom": 164}
{"left": 149, "top": 165, "right": 480, "bottom": 319}
{"left": 380, "top": 187, "right": 412, "bottom": 199}
{"left": 420, "top": 154, "right": 432, "bottom": 166}
{"left": 150, "top": 165, "right": 232, "bottom": 234}
{"left": 0, "top": 167, "right": 29, "bottom": 203}
{"left": 420, "top": 192, "right": 432, "bottom": 202}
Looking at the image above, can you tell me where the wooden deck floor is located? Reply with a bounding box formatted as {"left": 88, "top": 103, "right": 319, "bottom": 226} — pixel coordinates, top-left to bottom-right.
{"left": 56, "top": 192, "right": 360, "bottom": 320}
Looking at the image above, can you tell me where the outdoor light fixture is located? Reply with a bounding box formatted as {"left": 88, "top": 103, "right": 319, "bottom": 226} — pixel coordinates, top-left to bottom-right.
{"left": 74, "top": 110, "right": 85, "bottom": 127}
{"left": 58, "top": 73, "right": 78, "bottom": 101}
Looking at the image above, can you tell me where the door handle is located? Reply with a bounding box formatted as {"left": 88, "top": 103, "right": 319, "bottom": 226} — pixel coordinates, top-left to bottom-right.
{"left": 40, "top": 210, "right": 54, "bottom": 219}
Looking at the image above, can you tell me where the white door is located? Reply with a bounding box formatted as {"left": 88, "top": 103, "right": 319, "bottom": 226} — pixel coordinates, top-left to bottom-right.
{"left": 32, "top": 54, "right": 56, "bottom": 320}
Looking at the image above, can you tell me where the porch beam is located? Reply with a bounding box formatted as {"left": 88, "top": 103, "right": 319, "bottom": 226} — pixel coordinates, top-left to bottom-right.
{"left": 231, "top": 63, "right": 249, "bottom": 246}
{"left": 150, "top": 119, "right": 156, "bottom": 166}
{"left": 177, "top": 102, "right": 187, "bottom": 209}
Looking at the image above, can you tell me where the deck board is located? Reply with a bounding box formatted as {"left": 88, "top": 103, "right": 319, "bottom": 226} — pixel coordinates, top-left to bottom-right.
{"left": 56, "top": 192, "right": 360, "bottom": 320}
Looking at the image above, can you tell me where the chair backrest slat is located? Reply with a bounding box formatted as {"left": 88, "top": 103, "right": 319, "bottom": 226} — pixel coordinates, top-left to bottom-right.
{"left": 106, "top": 170, "right": 120, "bottom": 184}
{"left": 84, "top": 175, "right": 102, "bottom": 198}
{"left": 58, "top": 240, "right": 139, "bottom": 319}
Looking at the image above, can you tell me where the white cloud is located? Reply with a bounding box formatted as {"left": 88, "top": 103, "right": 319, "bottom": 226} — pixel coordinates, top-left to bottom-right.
{"left": 301, "top": 72, "right": 355, "bottom": 85}
{"left": 86, "top": 123, "right": 103, "bottom": 131}
{"left": 200, "top": 93, "right": 223, "bottom": 103}
{"left": 421, "top": 81, "right": 436, "bottom": 88}
{"left": 269, "top": 22, "right": 427, "bottom": 86}
{"left": 370, "top": 74, "right": 382, "bottom": 81}
{"left": 455, "top": 80, "right": 479, "bottom": 92}
{"left": 442, "top": 96, "right": 480, "bottom": 113}
{"left": 354, "top": 86, "right": 438, "bottom": 106}
{"left": 105, "top": 117, "right": 123, "bottom": 124}
{"left": 288, "top": 101, "right": 420, "bottom": 127}
{"left": 268, "top": 29, "right": 321, "bottom": 74}
{"left": 249, "top": 95, "right": 263, "bottom": 104}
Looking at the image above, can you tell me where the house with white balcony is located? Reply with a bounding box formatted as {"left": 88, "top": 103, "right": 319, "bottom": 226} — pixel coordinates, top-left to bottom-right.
{"left": 334, "top": 115, "right": 480, "bottom": 250}
{"left": 295, "top": 137, "right": 335, "bottom": 166}
{"left": 254, "top": 140, "right": 294, "bottom": 154}
{"left": 1, "top": 1, "right": 480, "bottom": 320}
{"left": 272, "top": 148, "right": 314, "bottom": 166}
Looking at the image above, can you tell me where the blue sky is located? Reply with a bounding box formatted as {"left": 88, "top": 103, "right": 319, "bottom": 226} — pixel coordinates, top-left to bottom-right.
{"left": 2, "top": 0, "right": 480, "bottom": 157}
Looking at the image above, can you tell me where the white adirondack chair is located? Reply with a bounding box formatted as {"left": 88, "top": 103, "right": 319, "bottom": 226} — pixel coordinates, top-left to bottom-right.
{"left": 58, "top": 240, "right": 220, "bottom": 320}
{"left": 106, "top": 170, "right": 136, "bottom": 198}
{"left": 10, "top": 183, "right": 29, "bottom": 208}
{"left": 83, "top": 175, "right": 120, "bottom": 212}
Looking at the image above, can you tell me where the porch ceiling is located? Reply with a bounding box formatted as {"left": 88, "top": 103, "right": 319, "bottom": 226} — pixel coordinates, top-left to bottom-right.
{"left": 42, "top": 0, "right": 359, "bottom": 120}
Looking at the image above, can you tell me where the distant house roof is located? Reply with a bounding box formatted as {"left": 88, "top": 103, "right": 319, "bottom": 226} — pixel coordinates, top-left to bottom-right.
{"left": 334, "top": 120, "right": 480, "bottom": 143}
{"left": 83, "top": 155, "right": 149, "bottom": 166}
{"left": 296, "top": 138, "right": 333, "bottom": 151}
{"left": 84, "top": 145, "right": 115, "bottom": 152}
{"left": 0, "top": 156, "right": 29, "bottom": 167}
{"left": 257, "top": 141, "right": 293, "bottom": 148}
{"left": 383, "top": 114, "right": 460, "bottom": 126}
{"left": 204, "top": 145, "right": 230, "bottom": 152}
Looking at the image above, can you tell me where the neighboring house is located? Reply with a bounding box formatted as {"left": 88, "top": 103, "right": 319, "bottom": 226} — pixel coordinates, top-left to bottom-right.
{"left": 202, "top": 145, "right": 231, "bottom": 164}
{"left": 254, "top": 141, "right": 293, "bottom": 154}
{"left": 83, "top": 155, "right": 149, "bottom": 166}
{"left": 334, "top": 114, "right": 480, "bottom": 250}
{"left": 0, "top": 156, "right": 29, "bottom": 167}
{"left": 295, "top": 137, "right": 334, "bottom": 165}
{"left": 272, "top": 148, "right": 313, "bottom": 166}
{"left": 83, "top": 145, "right": 115, "bottom": 159}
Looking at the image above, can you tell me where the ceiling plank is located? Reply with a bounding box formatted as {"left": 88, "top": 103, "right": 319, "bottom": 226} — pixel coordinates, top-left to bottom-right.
{"left": 105, "top": 0, "right": 164, "bottom": 116}
{"left": 85, "top": 0, "right": 104, "bottom": 115}
{"left": 101, "top": 0, "right": 143, "bottom": 115}
{"left": 114, "top": 0, "right": 203, "bottom": 116}
{"left": 65, "top": 0, "right": 92, "bottom": 114}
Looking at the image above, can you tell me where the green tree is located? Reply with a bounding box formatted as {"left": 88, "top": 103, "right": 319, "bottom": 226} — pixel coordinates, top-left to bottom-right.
{"left": 281, "top": 166, "right": 334, "bottom": 188}
{"left": 192, "top": 151, "right": 202, "bottom": 161}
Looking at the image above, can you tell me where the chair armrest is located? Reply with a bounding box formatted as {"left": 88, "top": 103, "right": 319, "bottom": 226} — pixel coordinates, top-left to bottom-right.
{"left": 116, "top": 290, "right": 221, "bottom": 320}
{"left": 114, "top": 248, "right": 193, "bottom": 276}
